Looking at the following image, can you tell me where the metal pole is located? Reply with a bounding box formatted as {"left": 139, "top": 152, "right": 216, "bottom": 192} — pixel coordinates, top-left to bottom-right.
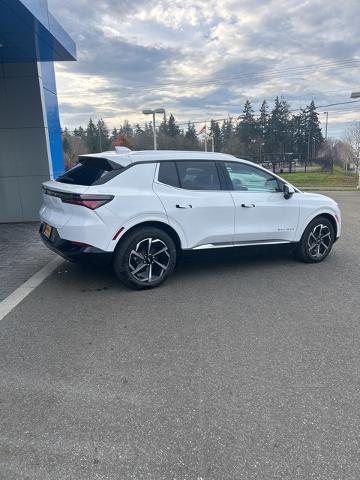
{"left": 211, "top": 134, "right": 215, "bottom": 152}
{"left": 153, "top": 112, "right": 157, "bottom": 150}
{"left": 324, "top": 111, "right": 328, "bottom": 140}
{"left": 204, "top": 123, "right": 207, "bottom": 152}
{"left": 307, "top": 126, "right": 311, "bottom": 168}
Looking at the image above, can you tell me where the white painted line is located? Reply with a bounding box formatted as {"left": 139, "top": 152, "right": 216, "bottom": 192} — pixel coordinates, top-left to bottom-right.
{"left": 0, "top": 257, "right": 63, "bottom": 322}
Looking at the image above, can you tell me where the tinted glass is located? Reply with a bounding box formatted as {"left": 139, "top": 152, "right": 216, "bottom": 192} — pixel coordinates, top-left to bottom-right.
{"left": 176, "top": 161, "right": 221, "bottom": 190}
{"left": 57, "top": 157, "right": 122, "bottom": 186}
{"left": 224, "top": 162, "right": 280, "bottom": 192}
{"left": 158, "top": 161, "right": 180, "bottom": 187}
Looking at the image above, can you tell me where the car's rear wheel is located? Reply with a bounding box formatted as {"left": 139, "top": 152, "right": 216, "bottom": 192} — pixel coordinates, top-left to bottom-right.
{"left": 296, "top": 216, "right": 335, "bottom": 263}
{"left": 113, "top": 227, "right": 177, "bottom": 289}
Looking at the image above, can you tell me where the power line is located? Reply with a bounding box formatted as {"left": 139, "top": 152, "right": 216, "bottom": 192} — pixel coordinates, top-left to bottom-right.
{"left": 175, "top": 100, "right": 360, "bottom": 127}
{"left": 120, "top": 58, "right": 360, "bottom": 92}
{"left": 130, "top": 59, "right": 360, "bottom": 90}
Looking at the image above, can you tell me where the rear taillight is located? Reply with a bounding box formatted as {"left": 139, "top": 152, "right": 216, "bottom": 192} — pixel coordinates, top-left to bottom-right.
{"left": 42, "top": 188, "right": 114, "bottom": 210}
{"left": 62, "top": 194, "right": 114, "bottom": 210}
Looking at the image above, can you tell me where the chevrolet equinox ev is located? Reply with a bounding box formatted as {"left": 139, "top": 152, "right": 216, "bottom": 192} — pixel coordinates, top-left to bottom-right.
{"left": 40, "top": 147, "right": 341, "bottom": 289}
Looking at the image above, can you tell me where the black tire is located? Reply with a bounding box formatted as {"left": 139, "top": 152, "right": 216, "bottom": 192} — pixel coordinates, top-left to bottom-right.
{"left": 296, "top": 216, "right": 335, "bottom": 263}
{"left": 113, "top": 227, "right": 177, "bottom": 289}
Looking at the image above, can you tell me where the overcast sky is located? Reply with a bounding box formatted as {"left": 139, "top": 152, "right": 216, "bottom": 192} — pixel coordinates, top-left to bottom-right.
{"left": 48, "top": 0, "right": 360, "bottom": 138}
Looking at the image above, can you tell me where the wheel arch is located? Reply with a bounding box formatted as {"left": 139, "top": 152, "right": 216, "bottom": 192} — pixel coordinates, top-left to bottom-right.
{"left": 302, "top": 212, "right": 338, "bottom": 239}
{"left": 114, "top": 221, "right": 183, "bottom": 254}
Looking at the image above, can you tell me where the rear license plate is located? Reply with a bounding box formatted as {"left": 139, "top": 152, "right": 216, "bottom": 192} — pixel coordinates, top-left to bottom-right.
{"left": 43, "top": 223, "right": 53, "bottom": 239}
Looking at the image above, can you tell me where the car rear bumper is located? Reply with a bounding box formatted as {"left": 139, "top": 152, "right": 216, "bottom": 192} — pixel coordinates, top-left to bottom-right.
{"left": 39, "top": 223, "right": 112, "bottom": 264}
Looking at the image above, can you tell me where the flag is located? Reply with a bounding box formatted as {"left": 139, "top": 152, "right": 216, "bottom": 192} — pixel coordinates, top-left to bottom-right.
{"left": 198, "top": 125, "right": 207, "bottom": 135}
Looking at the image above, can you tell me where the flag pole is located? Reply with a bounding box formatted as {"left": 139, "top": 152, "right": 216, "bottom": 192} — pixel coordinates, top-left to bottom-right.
{"left": 204, "top": 122, "right": 207, "bottom": 152}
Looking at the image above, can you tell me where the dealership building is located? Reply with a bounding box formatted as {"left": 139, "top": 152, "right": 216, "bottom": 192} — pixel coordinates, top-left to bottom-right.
{"left": 0, "top": 0, "right": 76, "bottom": 222}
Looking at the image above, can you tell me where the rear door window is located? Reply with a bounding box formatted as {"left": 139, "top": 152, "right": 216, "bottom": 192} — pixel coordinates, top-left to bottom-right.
{"left": 176, "top": 161, "right": 221, "bottom": 190}
{"left": 158, "top": 161, "right": 180, "bottom": 187}
{"left": 57, "top": 157, "right": 123, "bottom": 186}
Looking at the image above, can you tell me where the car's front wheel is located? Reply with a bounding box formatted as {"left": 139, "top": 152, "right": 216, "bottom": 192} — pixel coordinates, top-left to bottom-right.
{"left": 297, "top": 216, "right": 335, "bottom": 263}
{"left": 113, "top": 227, "right": 177, "bottom": 289}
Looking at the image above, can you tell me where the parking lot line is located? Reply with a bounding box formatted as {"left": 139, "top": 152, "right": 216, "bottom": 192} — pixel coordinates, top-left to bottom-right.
{"left": 0, "top": 257, "right": 63, "bottom": 322}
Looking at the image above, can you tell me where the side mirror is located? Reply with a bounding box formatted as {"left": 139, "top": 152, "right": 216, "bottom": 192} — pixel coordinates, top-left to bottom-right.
{"left": 283, "top": 184, "right": 295, "bottom": 199}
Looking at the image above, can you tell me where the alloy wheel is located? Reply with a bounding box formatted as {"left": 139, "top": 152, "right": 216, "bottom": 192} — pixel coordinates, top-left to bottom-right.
{"left": 128, "top": 237, "right": 171, "bottom": 283}
{"left": 307, "top": 223, "right": 332, "bottom": 259}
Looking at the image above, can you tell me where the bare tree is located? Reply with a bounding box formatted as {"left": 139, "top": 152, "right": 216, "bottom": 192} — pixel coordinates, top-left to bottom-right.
{"left": 63, "top": 132, "right": 89, "bottom": 169}
{"left": 334, "top": 141, "right": 355, "bottom": 170}
{"left": 344, "top": 122, "right": 360, "bottom": 170}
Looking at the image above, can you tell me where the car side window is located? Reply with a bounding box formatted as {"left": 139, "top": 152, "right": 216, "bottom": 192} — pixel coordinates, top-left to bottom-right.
{"left": 224, "top": 162, "right": 281, "bottom": 192}
{"left": 176, "top": 161, "right": 221, "bottom": 191}
{"left": 158, "top": 161, "right": 180, "bottom": 188}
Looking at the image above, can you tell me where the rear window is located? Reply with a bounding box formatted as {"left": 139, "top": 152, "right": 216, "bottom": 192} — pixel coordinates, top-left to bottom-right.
{"left": 158, "top": 161, "right": 180, "bottom": 188}
{"left": 57, "top": 157, "right": 123, "bottom": 186}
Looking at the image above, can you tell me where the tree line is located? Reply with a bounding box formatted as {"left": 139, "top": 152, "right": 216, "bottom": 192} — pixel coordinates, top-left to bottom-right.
{"left": 62, "top": 96, "right": 328, "bottom": 169}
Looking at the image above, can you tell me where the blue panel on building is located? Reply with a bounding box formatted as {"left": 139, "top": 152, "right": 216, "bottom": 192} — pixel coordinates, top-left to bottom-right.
{"left": 0, "top": 0, "right": 76, "bottom": 62}
{"left": 0, "top": 0, "right": 76, "bottom": 222}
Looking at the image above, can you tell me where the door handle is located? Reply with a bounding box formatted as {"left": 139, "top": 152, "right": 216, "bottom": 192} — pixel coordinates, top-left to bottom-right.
{"left": 176, "top": 204, "right": 193, "bottom": 209}
{"left": 241, "top": 203, "right": 255, "bottom": 208}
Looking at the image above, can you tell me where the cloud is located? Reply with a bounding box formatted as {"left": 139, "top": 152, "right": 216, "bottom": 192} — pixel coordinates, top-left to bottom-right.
{"left": 48, "top": 0, "right": 360, "bottom": 137}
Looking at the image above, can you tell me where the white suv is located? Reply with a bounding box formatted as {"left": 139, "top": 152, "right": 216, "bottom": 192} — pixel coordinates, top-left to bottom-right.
{"left": 40, "top": 148, "right": 341, "bottom": 289}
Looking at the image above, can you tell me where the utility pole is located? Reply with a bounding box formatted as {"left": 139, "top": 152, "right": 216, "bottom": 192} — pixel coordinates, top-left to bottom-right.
{"left": 324, "top": 111, "right": 329, "bottom": 139}
{"left": 306, "top": 127, "right": 311, "bottom": 173}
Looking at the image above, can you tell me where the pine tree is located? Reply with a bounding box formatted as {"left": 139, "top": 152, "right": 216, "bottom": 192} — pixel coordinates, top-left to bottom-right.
{"left": 62, "top": 129, "right": 71, "bottom": 156}
{"left": 85, "top": 118, "right": 98, "bottom": 153}
{"left": 305, "top": 100, "right": 324, "bottom": 162}
{"left": 119, "top": 120, "right": 133, "bottom": 138}
{"left": 167, "top": 114, "right": 180, "bottom": 137}
{"left": 183, "top": 123, "right": 198, "bottom": 150}
{"left": 221, "top": 118, "right": 233, "bottom": 146}
{"left": 210, "top": 120, "right": 222, "bottom": 152}
{"left": 258, "top": 100, "right": 269, "bottom": 144}
{"left": 97, "top": 118, "right": 111, "bottom": 151}
{"left": 269, "top": 96, "right": 290, "bottom": 155}
{"left": 158, "top": 113, "right": 168, "bottom": 136}
{"left": 74, "top": 126, "right": 85, "bottom": 138}
{"left": 291, "top": 110, "right": 308, "bottom": 163}
{"left": 236, "top": 100, "right": 258, "bottom": 154}
{"left": 134, "top": 124, "right": 144, "bottom": 136}
{"left": 111, "top": 127, "right": 118, "bottom": 140}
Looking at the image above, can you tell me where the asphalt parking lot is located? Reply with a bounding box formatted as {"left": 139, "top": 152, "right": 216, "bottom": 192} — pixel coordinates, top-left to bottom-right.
{"left": 1, "top": 192, "right": 360, "bottom": 480}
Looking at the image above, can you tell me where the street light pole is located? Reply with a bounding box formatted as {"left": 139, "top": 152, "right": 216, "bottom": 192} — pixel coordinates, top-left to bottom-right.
{"left": 142, "top": 108, "right": 166, "bottom": 150}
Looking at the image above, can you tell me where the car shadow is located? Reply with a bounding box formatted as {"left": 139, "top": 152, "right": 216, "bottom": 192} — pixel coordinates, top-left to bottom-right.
{"left": 175, "top": 244, "right": 296, "bottom": 277}
{"left": 65, "top": 244, "right": 296, "bottom": 291}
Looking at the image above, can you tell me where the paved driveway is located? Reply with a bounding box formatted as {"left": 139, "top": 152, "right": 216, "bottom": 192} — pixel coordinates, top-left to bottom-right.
{"left": 0, "top": 192, "right": 360, "bottom": 480}
{"left": 0, "top": 223, "right": 53, "bottom": 301}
